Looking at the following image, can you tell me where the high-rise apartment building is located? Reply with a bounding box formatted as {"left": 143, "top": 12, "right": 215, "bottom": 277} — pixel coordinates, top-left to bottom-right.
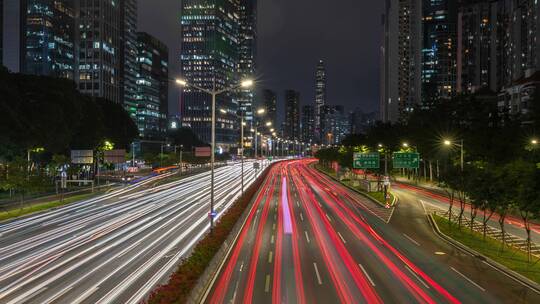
{"left": 321, "top": 105, "right": 349, "bottom": 145}
{"left": 121, "top": 0, "right": 138, "bottom": 119}
{"left": 237, "top": 0, "right": 257, "bottom": 128}
{"left": 381, "top": 0, "right": 422, "bottom": 123}
{"left": 78, "top": 0, "right": 123, "bottom": 103}
{"left": 136, "top": 32, "right": 168, "bottom": 140}
{"left": 314, "top": 59, "right": 327, "bottom": 140}
{"left": 421, "top": 0, "right": 458, "bottom": 106}
{"left": 284, "top": 90, "right": 301, "bottom": 140}
{"left": 2, "top": 0, "right": 139, "bottom": 105}
{"left": 380, "top": 0, "right": 400, "bottom": 123}
{"left": 180, "top": 0, "right": 240, "bottom": 147}
{"left": 2, "top": 0, "right": 76, "bottom": 79}
{"left": 301, "top": 105, "right": 315, "bottom": 144}
{"left": 262, "top": 89, "right": 277, "bottom": 128}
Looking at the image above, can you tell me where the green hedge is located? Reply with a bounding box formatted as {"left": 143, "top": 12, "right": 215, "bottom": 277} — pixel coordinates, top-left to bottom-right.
{"left": 146, "top": 165, "right": 273, "bottom": 304}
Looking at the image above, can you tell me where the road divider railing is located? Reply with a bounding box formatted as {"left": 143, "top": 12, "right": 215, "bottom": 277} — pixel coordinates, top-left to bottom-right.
{"left": 145, "top": 161, "right": 280, "bottom": 304}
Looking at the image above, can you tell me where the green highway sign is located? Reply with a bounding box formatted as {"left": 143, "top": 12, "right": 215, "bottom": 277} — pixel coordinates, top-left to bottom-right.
{"left": 353, "top": 152, "right": 380, "bottom": 169}
{"left": 393, "top": 152, "right": 420, "bottom": 169}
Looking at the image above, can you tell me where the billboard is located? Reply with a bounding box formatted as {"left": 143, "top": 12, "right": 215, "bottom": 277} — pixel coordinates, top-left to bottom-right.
{"left": 104, "top": 149, "right": 126, "bottom": 164}
{"left": 195, "top": 146, "right": 212, "bottom": 157}
{"left": 71, "top": 150, "right": 94, "bottom": 164}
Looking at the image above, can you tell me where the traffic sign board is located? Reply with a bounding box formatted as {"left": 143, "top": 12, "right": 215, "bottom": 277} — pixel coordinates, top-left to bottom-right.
{"left": 392, "top": 152, "right": 420, "bottom": 169}
{"left": 353, "top": 152, "right": 380, "bottom": 169}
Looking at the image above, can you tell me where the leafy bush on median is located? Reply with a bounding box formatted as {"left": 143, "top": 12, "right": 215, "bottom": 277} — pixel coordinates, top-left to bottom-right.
{"left": 146, "top": 165, "right": 273, "bottom": 304}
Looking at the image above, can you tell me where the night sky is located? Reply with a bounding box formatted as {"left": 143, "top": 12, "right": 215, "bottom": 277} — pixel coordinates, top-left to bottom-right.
{"left": 138, "top": 0, "right": 384, "bottom": 120}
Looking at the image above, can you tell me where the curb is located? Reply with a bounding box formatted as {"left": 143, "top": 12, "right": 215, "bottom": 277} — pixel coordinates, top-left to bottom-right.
{"left": 427, "top": 213, "right": 540, "bottom": 294}
{"left": 315, "top": 166, "right": 397, "bottom": 208}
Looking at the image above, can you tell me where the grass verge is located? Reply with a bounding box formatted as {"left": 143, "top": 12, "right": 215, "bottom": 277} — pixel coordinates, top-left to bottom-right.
{"left": 146, "top": 164, "right": 274, "bottom": 304}
{"left": 315, "top": 164, "right": 394, "bottom": 206}
{"left": 0, "top": 193, "right": 96, "bottom": 222}
{"left": 433, "top": 214, "right": 540, "bottom": 284}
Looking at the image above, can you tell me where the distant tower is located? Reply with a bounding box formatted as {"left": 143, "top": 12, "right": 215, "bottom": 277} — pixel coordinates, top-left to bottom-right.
{"left": 284, "top": 90, "right": 301, "bottom": 140}
{"left": 314, "top": 60, "right": 327, "bottom": 141}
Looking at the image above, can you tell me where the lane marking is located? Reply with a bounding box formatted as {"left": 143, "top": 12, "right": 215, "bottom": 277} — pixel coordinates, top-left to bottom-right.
{"left": 434, "top": 251, "right": 446, "bottom": 255}
{"left": 313, "top": 263, "right": 323, "bottom": 285}
{"left": 337, "top": 232, "right": 346, "bottom": 244}
{"left": 405, "top": 266, "right": 429, "bottom": 289}
{"left": 451, "top": 267, "right": 485, "bottom": 292}
{"left": 272, "top": 223, "right": 276, "bottom": 230}
{"left": 231, "top": 280, "right": 240, "bottom": 303}
{"left": 325, "top": 213, "right": 332, "bottom": 222}
{"left": 358, "top": 264, "right": 376, "bottom": 287}
{"left": 268, "top": 251, "right": 273, "bottom": 263}
{"left": 300, "top": 213, "right": 304, "bottom": 222}
{"left": 271, "top": 235, "right": 275, "bottom": 244}
{"left": 419, "top": 200, "right": 428, "bottom": 215}
{"left": 403, "top": 233, "right": 421, "bottom": 246}
{"left": 296, "top": 201, "right": 300, "bottom": 207}
{"left": 239, "top": 261, "right": 244, "bottom": 272}
{"left": 265, "top": 274, "right": 271, "bottom": 292}
{"left": 305, "top": 231, "right": 311, "bottom": 243}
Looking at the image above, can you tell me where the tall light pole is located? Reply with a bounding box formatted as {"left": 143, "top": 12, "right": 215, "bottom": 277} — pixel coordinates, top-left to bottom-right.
{"left": 444, "top": 139, "right": 464, "bottom": 171}
{"left": 221, "top": 108, "right": 246, "bottom": 194}
{"left": 176, "top": 78, "right": 254, "bottom": 229}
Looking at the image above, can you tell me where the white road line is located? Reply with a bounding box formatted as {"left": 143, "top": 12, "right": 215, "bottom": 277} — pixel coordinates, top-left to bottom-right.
{"left": 403, "top": 233, "right": 421, "bottom": 246}
{"left": 325, "top": 213, "right": 332, "bottom": 222}
{"left": 271, "top": 235, "right": 275, "bottom": 244}
{"left": 405, "top": 266, "right": 429, "bottom": 289}
{"left": 72, "top": 286, "right": 99, "bottom": 304}
{"left": 272, "top": 223, "right": 276, "bottom": 230}
{"left": 239, "top": 261, "right": 244, "bottom": 272}
{"left": 451, "top": 267, "right": 485, "bottom": 292}
{"left": 358, "top": 264, "right": 376, "bottom": 286}
{"left": 231, "top": 280, "right": 240, "bottom": 303}
{"left": 338, "top": 232, "right": 347, "bottom": 244}
{"left": 296, "top": 201, "right": 300, "bottom": 207}
{"left": 268, "top": 251, "right": 273, "bottom": 263}
{"left": 300, "top": 213, "right": 304, "bottom": 222}
{"left": 265, "top": 274, "right": 271, "bottom": 292}
{"left": 419, "top": 200, "right": 429, "bottom": 215}
{"left": 305, "top": 231, "right": 311, "bottom": 243}
{"left": 313, "top": 263, "right": 323, "bottom": 285}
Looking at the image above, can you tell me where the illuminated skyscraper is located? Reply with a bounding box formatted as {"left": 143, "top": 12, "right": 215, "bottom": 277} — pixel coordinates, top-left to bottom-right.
{"left": 78, "top": 0, "right": 122, "bottom": 103}
{"left": 136, "top": 32, "right": 168, "bottom": 140}
{"left": 121, "top": 0, "right": 139, "bottom": 119}
{"left": 237, "top": 0, "right": 257, "bottom": 128}
{"left": 301, "top": 105, "right": 315, "bottom": 143}
{"left": 421, "top": 0, "right": 458, "bottom": 106}
{"left": 314, "top": 59, "right": 326, "bottom": 141}
{"left": 262, "top": 89, "right": 277, "bottom": 128}
{"left": 180, "top": 0, "right": 240, "bottom": 147}
{"left": 284, "top": 90, "right": 301, "bottom": 140}
{"left": 2, "top": 0, "right": 76, "bottom": 79}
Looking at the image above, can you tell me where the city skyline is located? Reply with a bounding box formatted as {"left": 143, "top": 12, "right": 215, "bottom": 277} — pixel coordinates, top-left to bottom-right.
{"left": 137, "top": 0, "right": 383, "bottom": 117}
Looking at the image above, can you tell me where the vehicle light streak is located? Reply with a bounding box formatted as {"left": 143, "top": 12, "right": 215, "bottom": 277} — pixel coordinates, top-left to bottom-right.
{"left": 290, "top": 169, "right": 382, "bottom": 304}
{"left": 210, "top": 166, "right": 278, "bottom": 304}
{"left": 303, "top": 161, "right": 461, "bottom": 304}
{"left": 242, "top": 171, "right": 279, "bottom": 304}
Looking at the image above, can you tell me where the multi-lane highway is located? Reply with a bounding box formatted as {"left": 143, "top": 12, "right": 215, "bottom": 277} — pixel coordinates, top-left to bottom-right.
{"left": 205, "top": 159, "right": 540, "bottom": 304}
{"left": 0, "top": 161, "right": 266, "bottom": 304}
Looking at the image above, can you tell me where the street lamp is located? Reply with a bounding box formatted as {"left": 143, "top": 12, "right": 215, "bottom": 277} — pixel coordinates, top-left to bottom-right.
{"left": 531, "top": 139, "right": 538, "bottom": 145}
{"left": 176, "top": 77, "right": 254, "bottom": 229}
{"left": 443, "top": 139, "right": 464, "bottom": 171}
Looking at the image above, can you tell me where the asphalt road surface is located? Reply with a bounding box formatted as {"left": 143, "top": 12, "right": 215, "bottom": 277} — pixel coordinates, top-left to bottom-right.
{"left": 393, "top": 182, "right": 540, "bottom": 244}
{"left": 205, "top": 159, "right": 540, "bottom": 304}
{"left": 0, "top": 160, "right": 267, "bottom": 304}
